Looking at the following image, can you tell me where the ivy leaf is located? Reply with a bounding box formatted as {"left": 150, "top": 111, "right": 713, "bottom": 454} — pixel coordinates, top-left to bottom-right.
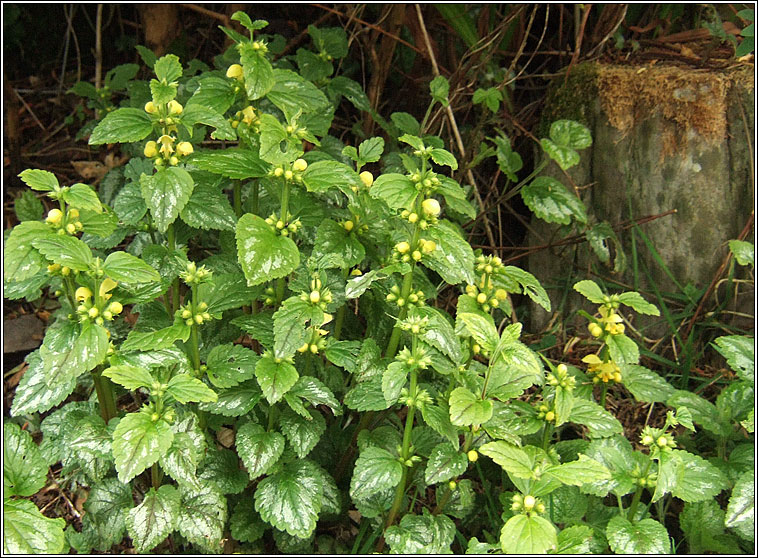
{"left": 279, "top": 407, "right": 326, "bottom": 459}
{"left": 206, "top": 344, "right": 258, "bottom": 388}
{"left": 350, "top": 446, "right": 403, "bottom": 501}
{"left": 606, "top": 516, "right": 669, "bottom": 554}
{"left": 522, "top": 176, "right": 587, "bottom": 225}
{"left": 236, "top": 421, "right": 285, "bottom": 479}
{"left": 255, "top": 460, "right": 323, "bottom": 539}
{"left": 176, "top": 485, "right": 227, "bottom": 552}
{"left": 499, "top": 513, "right": 557, "bottom": 554}
{"left": 236, "top": 213, "right": 300, "bottom": 287}
{"left": 425, "top": 443, "right": 468, "bottom": 485}
{"left": 89, "top": 108, "right": 154, "bottom": 145}
{"left": 112, "top": 409, "right": 174, "bottom": 483}
{"left": 3, "top": 422, "right": 47, "bottom": 497}
{"left": 165, "top": 374, "right": 218, "bottom": 404}
{"left": 725, "top": 471, "right": 754, "bottom": 541}
{"left": 103, "top": 251, "right": 161, "bottom": 283}
{"left": 125, "top": 485, "right": 180, "bottom": 553}
{"left": 140, "top": 167, "right": 195, "bottom": 233}
{"left": 449, "top": 386, "right": 493, "bottom": 427}
{"left": 3, "top": 499, "right": 66, "bottom": 554}
{"left": 255, "top": 353, "right": 299, "bottom": 404}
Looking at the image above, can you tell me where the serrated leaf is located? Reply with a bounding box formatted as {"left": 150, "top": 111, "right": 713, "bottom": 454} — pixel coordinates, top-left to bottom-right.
{"left": 230, "top": 499, "right": 266, "bottom": 543}
{"left": 311, "top": 219, "right": 365, "bottom": 269}
{"left": 189, "top": 148, "right": 269, "bottom": 179}
{"left": 89, "top": 108, "right": 154, "bottom": 145}
{"left": 381, "top": 361, "right": 408, "bottom": 405}
{"left": 18, "top": 168, "right": 58, "bottom": 191}
{"left": 288, "top": 376, "right": 342, "bottom": 416}
{"left": 606, "top": 516, "right": 669, "bottom": 554}
{"left": 653, "top": 449, "right": 729, "bottom": 503}
{"left": 479, "top": 441, "right": 533, "bottom": 479}
{"left": 3, "top": 422, "right": 47, "bottom": 497}
{"left": 500, "top": 513, "right": 557, "bottom": 554}
{"left": 573, "top": 279, "right": 605, "bottom": 303}
{"left": 181, "top": 104, "right": 236, "bottom": 140}
{"left": 255, "top": 460, "right": 323, "bottom": 538}
{"left": 544, "top": 454, "right": 611, "bottom": 487}
{"left": 140, "top": 167, "right": 195, "bottom": 233}
{"left": 667, "top": 390, "right": 727, "bottom": 437}
{"left": 236, "top": 421, "right": 284, "bottom": 479}
{"left": 103, "top": 251, "right": 161, "bottom": 283}
{"left": 236, "top": 213, "right": 300, "bottom": 286}
{"left": 280, "top": 407, "right": 326, "bottom": 459}
{"left": 344, "top": 376, "right": 390, "bottom": 411}
{"left": 159, "top": 431, "right": 204, "bottom": 490}
{"left": 154, "top": 54, "right": 182, "bottom": 82}
{"left": 370, "top": 173, "right": 417, "bottom": 209}
{"left": 112, "top": 410, "right": 174, "bottom": 483}
{"left": 198, "top": 379, "right": 262, "bottom": 417}
{"left": 63, "top": 183, "right": 103, "bottom": 212}
{"left": 499, "top": 266, "right": 551, "bottom": 311}
{"left": 329, "top": 75, "right": 371, "bottom": 111}
{"left": 3, "top": 499, "right": 66, "bottom": 554}
{"left": 385, "top": 510, "right": 456, "bottom": 554}
{"left": 176, "top": 485, "right": 227, "bottom": 552}
{"left": 729, "top": 239, "right": 754, "bottom": 267}
{"left": 255, "top": 353, "right": 298, "bottom": 404}
{"left": 621, "top": 364, "right": 674, "bottom": 403}
{"left": 83, "top": 477, "right": 133, "bottom": 547}
{"left": 273, "top": 297, "right": 324, "bottom": 359}
{"left": 32, "top": 234, "right": 93, "bottom": 271}
{"left": 522, "top": 176, "right": 587, "bottom": 225}
{"left": 14, "top": 189, "right": 44, "bottom": 221}
{"left": 3, "top": 221, "right": 51, "bottom": 282}
{"left": 569, "top": 399, "right": 623, "bottom": 437}
{"left": 350, "top": 445, "right": 403, "bottom": 501}
{"left": 186, "top": 76, "right": 236, "bottom": 114}
{"left": 121, "top": 321, "right": 191, "bottom": 352}
{"left": 449, "top": 387, "right": 493, "bottom": 427}
{"left": 302, "top": 160, "right": 361, "bottom": 194}
{"left": 267, "top": 69, "right": 329, "bottom": 119}
{"left": 125, "top": 485, "right": 180, "bottom": 553}
{"left": 617, "top": 291, "right": 660, "bottom": 315}
{"left": 425, "top": 443, "right": 467, "bottom": 485}
{"left": 429, "top": 75, "right": 450, "bottom": 105}
{"left": 424, "top": 220, "right": 475, "bottom": 285}
{"left": 714, "top": 335, "right": 754, "bottom": 382}
{"left": 725, "top": 470, "right": 754, "bottom": 541}
{"left": 197, "top": 447, "right": 248, "bottom": 494}
{"left": 113, "top": 181, "right": 148, "bottom": 224}
{"left": 549, "top": 119, "right": 592, "bottom": 150}
{"left": 102, "top": 364, "right": 155, "bottom": 390}
{"left": 206, "top": 344, "right": 258, "bottom": 388}
{"left": 680, "top": 500, "right": 743, "bottom": 554}
{"left": 179, "top": 179, "right": 237, "bottom": 231}
{"left": 458, "top": 312, "right": 498, "bottom": 353}
{"left": 165, "top": 374, "right": 217, "bottom": 404}
{"left": 606, "top": 333, "right": 639, "bottom": 365}
{"left": 11, "top": 350, "right": 77, "bottom": 416}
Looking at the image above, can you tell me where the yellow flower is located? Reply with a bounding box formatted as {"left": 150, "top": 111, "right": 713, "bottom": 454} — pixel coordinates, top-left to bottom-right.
{"left": 75, "top": 286, "right": 92, "bottom": 302}
{"left": 241, "top": 106, "right": 256, "bottom": 125}
{"left": 144, "top": 140, "right": 158, "bottom": 158}
{"left": 108, "top": 301, "right": 123, "bottom": 315}
{"left": 99, "top": 277, "right": 118, "bottom": 301}
{"left": 168, "top": 100, "right": 183, "bottom": 115}
{"left": 226, "top": 63, "right": 243, "bottom": 80}
{"left": 176, "top": 142, "right": 194, "bottom": 157}
{"left": 292, "top": 158, "right": 308, "bottom": 172}
{"left": 421, "top": 198, "right": 441, "bottom": 217}
{"left": 158, "top": 135, "right": 175, "bottom": 157}
{"left": 359, "top": 171, "right": 374, "bottom": 187}
{"left": 46, "top": 208, "right": 63, "bottom": 225}
{"left": 144, "top": 101, "right": 158, "bottom": 114}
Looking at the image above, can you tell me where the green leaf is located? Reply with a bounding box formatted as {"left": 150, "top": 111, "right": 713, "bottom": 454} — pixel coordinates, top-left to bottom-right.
{"left": 473, "top": 86, "right": 502, "bottom": 113}
{"left": 186, "top": 77, "right": 236, "bottom": 114}
{"left": 201, "top": 271, "right": 261, "bottom": 314}
{"left": 61, "top": 183, "right": 103, "bottom": 213}
{"left": 653, "top": 449, "right": 729, "bottom": 503}
{"left": 32, "top": 234, "right": 93, "bottom": 271}
{"left": 102, "top": 364, "right": 155, "bottom": 390}
{"left": 311, "top": 219, "right": 365, "bottom": 269}
{"left": 617, "top": 291, "right": 660, "bottom": 315}
{"left": 667, "top": 390, "right": 727, "bottom": 437}
{"left": 725, "top": 470, "right": 754, "bottom": 541}
{"left": 160, "top": 430, "right": 204, "bottom": 491}
{"left": 83, "top": 477, "right": 133, "bottom": 548}
{"left": 540, "top": 138, "right": 579, "bottom": 170}
{"left": 429, "top": 75, "right": 450, "bottom": 106}
{"left": 3, "top": 499, "right": 66, "bottom": 554}
{"left": 3, "top": 422, "right": 47, "bottom": 497}
{"left": 230, "top": 499, "right": 267, "bottom": 543}
{"left": 554, "top": 524, "right": 594, "bottom": 554}
{"left": 390, "top": 112, "right": 421, "bottom": 135}
{"left": 238, "top": 43, "right": 274, "bottom": 100}
{"left": 479, "top": 441, "right": 533, "bottom": 479}
{"left": 458, "top": 312, "right": 498, "bottom": 353}
{"left": 621, "top": 364, "right": 674, "bottom": 403}
{"left": 359, "top": 137, "right": 384, "bottom": 163}
{"left": 165, "top": 374, "right": 217, "bottom": 404}
{"left": 113, "top": 181, "right": 147, "bottom": 224}
{"left": 424, "top": 220, "right": 476, "bottom": 285}
{"left": 236, "top": 421, "right": 285, "bottom": 479}
{"left": 267, "top": 69, "right": 329, "bottom": 119}
{"left": 573, "top": 279, "right": 605, "bottom": 303}
{"left": 412, "top": 307, "right": 463, "bottom": 364}
{"left": 13, "top": 189, "right": 44, "bottom": 222}
{"left": 430, "top": 147, "right": 458, "bottom": 170}
{"left": 500, "top": 513, "right": 557, "bottom": 554}
{"left": 329, "top": 76, "right": 371, "bottom": 112}
{"left": 273, "top": 297, "right": 324, "bottom": 359}
{"left": 255, "top": 460, "right": 323, "bottom": 538}
{"left": 385, "top": 510, "right": 456, "bottom": 554}
{"left": 121, "top": 322, "right": 191, "bottom": 352}
{"left": 18, "top": 168, "right": 59, "bottom": 191}
{"left": 370, "top": 173, "right": 417, "bottom": 210}
{"left": 3, "top": 221, "right": 50, "bottom": 282}
{"left": 176, "top": 485, "right": 227, "bottom": 552}
{"left": 11, "top": 351, "right": 77, "bottom": 416}
{"left": 288, "top": 376, "right": 342, "bottom": 416}
{"left": 198, "top": 379, "right": 262, "bottom": 417}
{"left": 606, "top": 516, "right": 669, "bottom": 554}
{"left": 381, "top": 361, "right": 409, "bottom": 405}
{"left": 606, "top": 333, "right": 639, "bottom": 365}
{"left": 490, "top": 134, "right": 523, "bottom": 181}
{"left": 729, "top": 239, "right": 754, "bottom": 267}
{"left": 206, "top": 344, "right": 258, "bottom": 388}
{"left": 421, "top": 402, "right": 459, "bottom": 449}
{"left": 103, "top": 251, "right": 161, "bottom": 283}
{"left": 680, "top": 500, "right": 744, "bottom": 554}
{"left": 350, "top": 445, "right": 403, "bottom": 501}
{"left": 125, "top": 485, "right": 180, "bottom": 553}
{"left": 549, "top": 119, "right": 592, "bottom": 150}
{"left": 499, "top": 266, "right": 551, "bottom": 311}
{"left": 255, "top": 353, "right": 299, "bottom": 404}
{"left": 197, "top": 447, "right": 248, "bottom": 494}
{"left": 189, "top": 148, "right": 269, "bottom": 179}
{"left": 140, "top": 167, "right": 195, "bottom": 233}
{"left": 569, "top": 399, "right": 623, "bottom": 437}
{"left": 522, "top": 176, "right": 587, "bottom": 225}
{"left": 89, "top": 108, "right": 154, "bottom": 145}
{"left": 544, "top": 454, "right": 611, "bottom": 487}
{"left": 425, "top": 443, "right": 468, "bottom": 485}
{"left": 154, "top": 54, "right": 182, "bottom": 82}
{"left": 714, "top": 335, "right": 754, "bottom": 382}
{"left": 449, "top": 386, "right": 493, "bottom": 427}
{"left": 179, "top": 179, "right": 237, "bottom": 231}
{"left": 180, "top": 104, "right": 236, "bottom": 141}
{"left": 280, "top": 407, "right": 326, "bottom": 459}
{"left": 112, "top": 409, "right": 174, "bottom": 483}
{"left": 236, "top": 213, "right": 300, "bottom": 286}
{"left": 344, "top": 375, "right": 390, "bottom": 411}
{"left": 302, "top": 160, "right": 361, "bottom": 194}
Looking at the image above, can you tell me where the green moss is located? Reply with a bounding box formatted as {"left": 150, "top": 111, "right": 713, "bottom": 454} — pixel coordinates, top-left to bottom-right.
{"left": 540, "top": 62, "right": 600, "bottom": 137}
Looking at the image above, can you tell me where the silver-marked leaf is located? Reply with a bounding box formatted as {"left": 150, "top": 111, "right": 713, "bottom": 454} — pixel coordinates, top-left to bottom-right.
{"left": 350, "top": 446, "right": 403, "bottom": 501}
{"left": 140, "top": 167, "right": 195, "bottom": 233}
{"left": 255, "top": 353, "right": 299, "bottom": 404}
{"left": 112, "top": 409, "right": 174, "bottom": 483}
{"left": 425, "top": 443, "right": 467, "bottom": 485}
{"left": 236, "top": 421, "right": 285, "bottom": 479}
{"left": 125, "top": 485, "right": 180, "bottom": 553}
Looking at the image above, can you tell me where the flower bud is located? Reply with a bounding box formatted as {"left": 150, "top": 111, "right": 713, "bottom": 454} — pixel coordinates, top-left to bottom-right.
{"left": 68, "top": 208, "right": 79, "bottom": 219}
{"left": 476, "top": 293, "right": 488, "bottom": 304}
{"left": 407, "top": 212, "right": 419, "bottom": 223}
{"left": 88, "top": 307, "right": 99, "bottom": 318}
{"left": 66, "top": 223, "right": 77, "bottom": 234}
{"left": 169, "top": 156, "right": 180, "bottom": 166}
{"left": 343, "top": 220, "right": 354, "bottom": 232}
{"left": 46, "top": 208, "right": 63, "bottom": 225}
{"left": 523, "top": 495, "right": 536, "bottom": 509}
{"left": 176, "top": 142, "right": 194, "bottom": 157}
{"left": 421, "top": 240, "right": 436, "bottom": 253}
{"left": 108, "top": 301, "right": 123, "bottom": 315}
{"left": 467, "top": 450, "right": 478, "bottom": 462}
{"left": 226, "top": 63, "right": 243, "bottom": 80}
{"left": 292, "top": 158, "right": 308, "bottom": 172}
{"left": 310, "top": 291, "right": 321, "bottom": 304}
{"left": 75, "top": 286, "right": 92, "bottom": 302}
{"left": 448, "top": 480, "right": 457, "bottom": 491}
{"left": 641, "top": 435, "right": 654, "bottom": 446}
{"left": 144, "top": 141, "right": 158, "bottom": 158}
{"left": 396, "top": 241, "right": 410, "bottom": 254}
{"left": 144, "top": 101, "right": 158, "bottom": 114}
{"left": 412, "top": 250, "right": 422, "bottom": 261}
{"left": 168, "top": 100, "right": 183, "bottom": 115}
{"left": 359, "top": 171, "right": 374, "bottom": 187}
{"left": 588, "top": 323, "right": 603, "bottom": 337}
{"left": 421, "top": 198, "right": 441, "bottom": 217}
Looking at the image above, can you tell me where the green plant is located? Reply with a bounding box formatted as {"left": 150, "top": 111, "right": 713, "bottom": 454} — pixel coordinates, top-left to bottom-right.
{"left": 3, "top": 10, "right": 753, "bottom": 555}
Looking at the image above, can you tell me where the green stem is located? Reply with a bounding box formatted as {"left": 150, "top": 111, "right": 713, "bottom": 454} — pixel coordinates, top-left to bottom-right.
{"left": 267, "top": 404, "right": 278, "bottom": 432}
{"left": 189, "top": 284, "right": 201, "bottom": 372}
{"left": 420, "top": 102, "right": 435, "bottom": 134}
{"left": 600, "top": 383, "right": 608, "bottom": 409}
{"left": 91, "top": 365, "right": 117, "bottom": 422}
{"left": 333, "top": 268, "right": 349, "bottom": 341}
{"left": 275, "top": 179, "right": 291, "bottom": 305}
{"left": 541, "top": 423, "right": 554, "bottom": 450}
{"left": 433, "top": 433, "right": 474, "bottom": 515}
{"left": 627, "top": 459, "right": 653, "bottom": 522}
{"left": 385, "top": 267, "right": 415, "bottom": 358}
{"left": 233, "top": 180, "right": 242, "bottom": 217}
{"left": 251, "top": 181, "right": 259, "bottom": 215}
{"left": 167, "top": 224, "right": 179, "bottom": 314}
{"left": 151, "top": 462, "right": 162, "bottom": 489}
